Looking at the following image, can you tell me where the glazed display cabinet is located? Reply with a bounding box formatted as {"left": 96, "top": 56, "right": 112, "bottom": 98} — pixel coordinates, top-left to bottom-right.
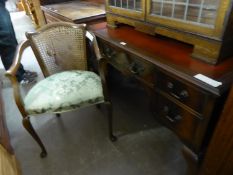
{"left": 106, "top": 0, "right": 233, "bottom": 64}
{"left": 108, "top": 0, "right": 145, "bottom": 20}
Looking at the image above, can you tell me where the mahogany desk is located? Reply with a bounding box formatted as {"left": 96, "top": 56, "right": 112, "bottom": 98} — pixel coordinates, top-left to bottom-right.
{"left": 90, "top": 22, "right": 233, "bottom": 174}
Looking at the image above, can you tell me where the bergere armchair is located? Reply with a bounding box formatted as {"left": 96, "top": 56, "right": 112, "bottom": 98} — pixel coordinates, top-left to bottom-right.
{"left": 5, "top": 22, "right": 116, "bottom": 157}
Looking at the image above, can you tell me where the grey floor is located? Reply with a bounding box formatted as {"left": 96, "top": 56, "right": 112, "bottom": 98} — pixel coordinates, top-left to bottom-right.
{"left": 2, "top": 12, "right": 187, "bottom": 175}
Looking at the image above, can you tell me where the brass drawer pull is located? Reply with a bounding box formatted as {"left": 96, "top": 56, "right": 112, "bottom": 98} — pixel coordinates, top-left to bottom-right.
{"left": 165, "top": 115, "right": 182, "bottom": 123}
{"left": 167, "top": 82, "right": 174, "bottom": 89}
{"left": 179, "top": 90, "right": 189, "bottom": 99}
{"left": 128, "top": 62, "right": 145, "bottom": 75}
{"left": 104, "top": 47, "right": 116, "bottom": 58}
{"left": 167, "top": 82, "right": 189, "bottom": 100}
{"left": 163, "top": 106, "right": 183, "bottom": 123}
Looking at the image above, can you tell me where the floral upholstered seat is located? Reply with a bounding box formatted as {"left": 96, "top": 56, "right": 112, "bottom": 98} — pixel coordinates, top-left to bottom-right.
{"left": 24, "top": 71, "right": 104, "bottom": 115}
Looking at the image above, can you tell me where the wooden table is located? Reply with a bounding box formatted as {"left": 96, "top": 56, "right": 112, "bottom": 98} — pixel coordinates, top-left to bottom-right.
{"left": 41, "top": 0, "right": 106, "bottom": 25}
{"left": 89, "top": 22, "right": 233, "bottom": 174}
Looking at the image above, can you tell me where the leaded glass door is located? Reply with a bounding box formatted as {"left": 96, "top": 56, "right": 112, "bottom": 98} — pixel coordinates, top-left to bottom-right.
{"left": 146, "top": 0, "right": 230, "bottom": 37}
{"left": 107, "top": 0, "right": 146, "bottom": 20}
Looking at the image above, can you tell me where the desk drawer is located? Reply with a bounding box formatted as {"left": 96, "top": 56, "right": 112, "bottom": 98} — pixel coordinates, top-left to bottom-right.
{"left": 101, "top": 43, "right": 154, "bottom": 86}
{"left": 154, "top": 71, "right": 209, "bottom": 114}
{"left": 152, "top": 93, "right": 203, "bottom": 151}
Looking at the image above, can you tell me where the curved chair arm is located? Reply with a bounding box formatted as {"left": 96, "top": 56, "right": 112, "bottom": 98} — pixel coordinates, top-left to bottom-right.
{"left": 87, "top": 31, "right": 111, "bottom": 102}
{"left": 87, "top": 31, "right": 102, "bottom": 62}
{"left": 5, "top": 40, "right": 30, "bottom": 117}
{"left": 6, "top": 40, "right": 30, "bottom": 76}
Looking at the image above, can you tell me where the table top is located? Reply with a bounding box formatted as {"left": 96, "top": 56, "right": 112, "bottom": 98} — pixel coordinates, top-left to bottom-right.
{"left": 42, "top": 0, "right": 105, "bottom": 21}
{"left": 89, "top": 22, "right": 233, "bottom": 95}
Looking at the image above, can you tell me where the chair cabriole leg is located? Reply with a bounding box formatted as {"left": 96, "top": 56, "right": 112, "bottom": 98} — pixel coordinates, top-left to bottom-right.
{"left": 22, "top": 117, "right": 47, "bottom": 158}
{"left": 105, "top": 102, "right": 117, "bottom": 142}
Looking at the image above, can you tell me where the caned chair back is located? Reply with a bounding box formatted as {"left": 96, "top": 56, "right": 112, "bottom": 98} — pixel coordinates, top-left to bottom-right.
{"left": 26, "top": 22, "right": 87, "bottom": 77}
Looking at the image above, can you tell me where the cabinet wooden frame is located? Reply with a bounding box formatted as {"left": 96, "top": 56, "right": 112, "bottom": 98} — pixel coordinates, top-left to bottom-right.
{"left": 105, "top": 0, "right": 233, "bottom": 64}
{"left": 106, "top": 0, "right": 233, "bottom": 38}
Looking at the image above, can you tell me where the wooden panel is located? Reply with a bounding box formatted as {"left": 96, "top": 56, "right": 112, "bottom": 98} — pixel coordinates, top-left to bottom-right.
{"left": 0, "top": 145, "right": 21, "bottom": 175}
{"left": 199, "top": 85, "right": 233, "bottom": 175}
{"left": 0, "top": 83, "right": 13, "bottom": 154}
{"left": 0, "top": 82, "right": 21, "bottom": 175}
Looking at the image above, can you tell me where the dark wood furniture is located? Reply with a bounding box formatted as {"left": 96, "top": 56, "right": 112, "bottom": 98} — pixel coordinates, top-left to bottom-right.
{"left": 0, "top": 82, "right": 13, "bottom": 156}
{"left": 41, "top": 0, "right": 106, "bottom": 25}
{"left": 199, "top": 85, "right": 233, "bottom": 175}
{"left": 0, "top": 82, "right": 21, "bottom": 175}
{"left": 106, "top": 0, "right": 233, "bottom": 64}
{"left": 89, "top": 22, "right": 233, "bottom": 174}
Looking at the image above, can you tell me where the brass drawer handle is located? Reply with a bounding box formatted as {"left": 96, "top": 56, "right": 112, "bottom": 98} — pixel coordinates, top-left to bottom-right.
{"left": 163, "top": 106, "right": 182, "bottom": 123}
{"left": 167, "top": 82, "right": 189, "bottom": 100}
{"left": 179, "top": 90, "right": 189, "bottom": 99}
{"left": 128, "top": 62, "right": 145, "bottom": 75}
{"left": 104, "top": 47, "right": 116, "bottom": 58}
{"left": 166, "top": 115, "right": 182, "bottom": 123}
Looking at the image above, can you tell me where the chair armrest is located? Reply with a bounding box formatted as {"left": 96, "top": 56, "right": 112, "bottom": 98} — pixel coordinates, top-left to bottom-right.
{"left": 5, "top": 40, "right": 30, "bottom": 76}
{"left": 86, "top": 31, "right": 110, "bottom": 102}
{"left": 5, "top": 40, "right": 30, "bottom": 117}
